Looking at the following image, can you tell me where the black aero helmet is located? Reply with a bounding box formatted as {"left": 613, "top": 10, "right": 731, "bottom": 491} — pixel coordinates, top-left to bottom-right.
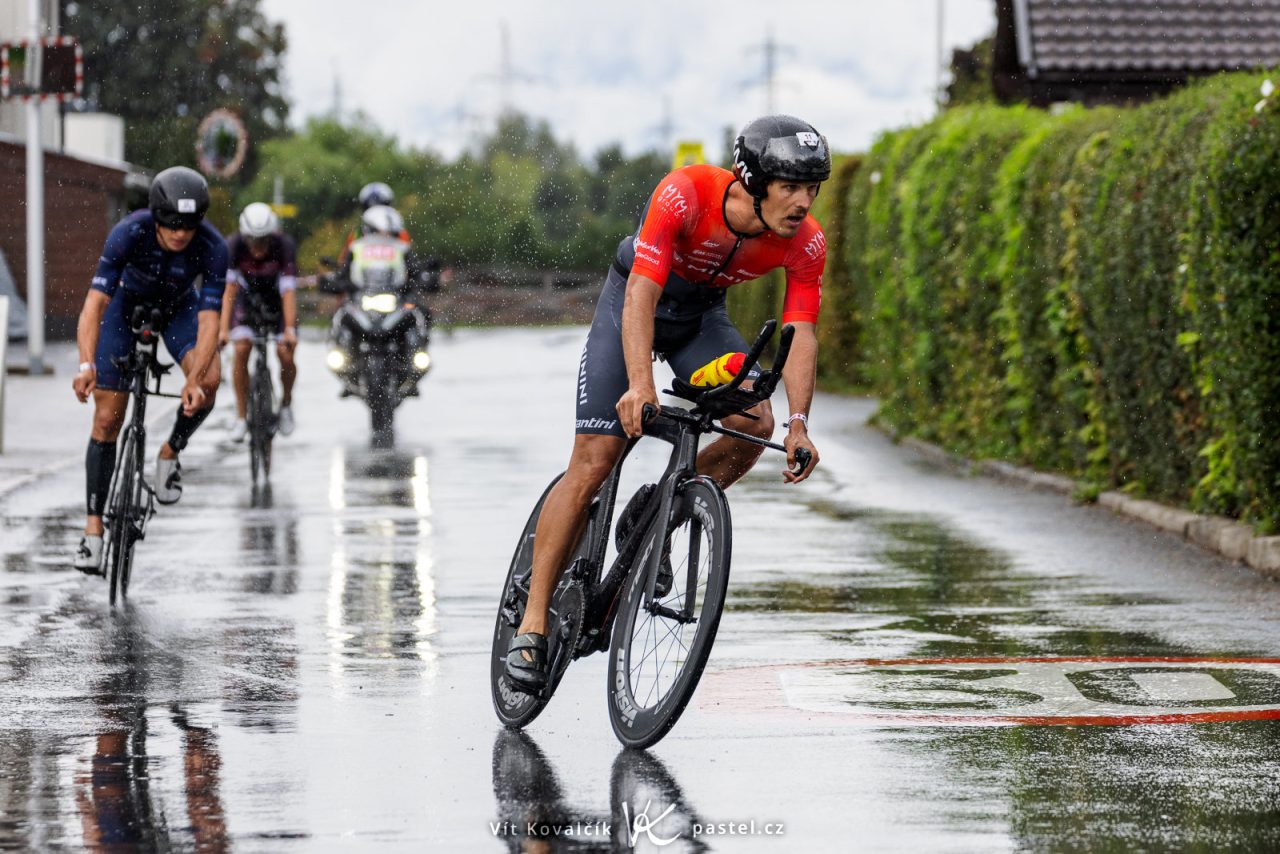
{"left": 732, "top": 115, "right": 832, "bottom": 200}
{"left": 149, "top": 166, "right": 210, "bottom": 229}
{"left": 358, "top": 182, "right": 394, "bottom": 210}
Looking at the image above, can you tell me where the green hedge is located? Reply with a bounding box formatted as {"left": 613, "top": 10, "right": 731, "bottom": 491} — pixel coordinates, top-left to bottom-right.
{"left": 811, "top": 73, "right": 1280, "bottom": 531}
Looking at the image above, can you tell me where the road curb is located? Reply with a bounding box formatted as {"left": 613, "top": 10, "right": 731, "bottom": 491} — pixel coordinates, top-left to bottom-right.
{"left": 891, "top": 431, "right": 1279, "bottom": 580}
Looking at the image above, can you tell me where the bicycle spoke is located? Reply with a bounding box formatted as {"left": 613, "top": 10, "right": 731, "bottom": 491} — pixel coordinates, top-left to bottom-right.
{"left": 630, "top": 606, "right": 692, "bottom": 706}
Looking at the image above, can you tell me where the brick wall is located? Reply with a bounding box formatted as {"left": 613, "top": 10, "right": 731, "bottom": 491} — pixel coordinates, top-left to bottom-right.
{"left": 0, "top": 140, "right": 127, "bottom": 338}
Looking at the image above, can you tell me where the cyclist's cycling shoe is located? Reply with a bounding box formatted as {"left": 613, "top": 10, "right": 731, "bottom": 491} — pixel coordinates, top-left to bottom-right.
{"left": 154, "top": 455, "right": 183, "bottom": 505}
{"left": 229, "top": 418, "right": 248, "bottom": 443}
{"left": 277, "top": 405, "right": 295, "bottom": 436}
{"left": 73, "top": 535, "right": 104, "bottom": 575}
{"left": 504, "top": 632, "right": 548, "bottom": 694}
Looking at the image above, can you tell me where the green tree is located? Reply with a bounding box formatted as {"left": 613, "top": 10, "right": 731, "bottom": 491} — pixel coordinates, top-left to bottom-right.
{"left": 944, "top": 36, "right": 996, "bottom": 108}
{"left": 62, "top": 0, "right": 289, "bottom": 172}
{"left": 241, "top": 111, "right": 667, "bottom": 273}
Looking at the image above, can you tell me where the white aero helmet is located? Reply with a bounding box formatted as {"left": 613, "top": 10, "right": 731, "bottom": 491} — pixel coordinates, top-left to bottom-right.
{"left": 239, "top": 202, "right": 280, "bottom": 239}
{"left": 358, "top": 181, "right": 394, "bottom": 210}
{"left": 361, "top": 204, "right": 404, "bottom": 236}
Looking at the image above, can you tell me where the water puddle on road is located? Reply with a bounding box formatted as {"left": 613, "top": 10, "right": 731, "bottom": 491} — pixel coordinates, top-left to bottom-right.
{"left": 714, "top": 485, "right": 1280, "bottom": 849}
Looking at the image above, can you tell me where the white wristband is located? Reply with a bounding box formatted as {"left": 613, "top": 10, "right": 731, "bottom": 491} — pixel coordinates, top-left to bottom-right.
{"left": 78, "top": 361, "right": 94, "bottom": 373}
{"left": 785, "top": 412, "right": 808, "bottom": 428}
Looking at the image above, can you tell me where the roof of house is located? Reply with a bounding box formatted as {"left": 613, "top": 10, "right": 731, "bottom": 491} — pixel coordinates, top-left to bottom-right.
{"left": 1016, "top": 0, "right": 1280, "bottom": 77}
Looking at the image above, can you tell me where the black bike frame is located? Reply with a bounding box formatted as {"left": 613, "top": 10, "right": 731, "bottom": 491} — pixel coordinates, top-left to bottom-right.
{"left": 105, "top": 314, "right": 175, "bottom": 553}
{"left": 571, "top": 396, "right": 799, "bottom": 652}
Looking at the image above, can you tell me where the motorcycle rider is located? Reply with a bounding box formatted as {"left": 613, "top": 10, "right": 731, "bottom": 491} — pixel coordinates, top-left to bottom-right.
{"left": 220, "top": 202, "right": 299, "bottom": 441}
{"left": 338, "top": 183, "right": 411, "bottom": 265}
{"left": 330, "top": 205, "right": 438, "bottom": 366}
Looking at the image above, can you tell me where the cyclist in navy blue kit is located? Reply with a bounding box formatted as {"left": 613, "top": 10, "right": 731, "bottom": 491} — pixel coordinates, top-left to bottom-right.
{"left": 70, "top": 166, "right": 228, "bottom": 573}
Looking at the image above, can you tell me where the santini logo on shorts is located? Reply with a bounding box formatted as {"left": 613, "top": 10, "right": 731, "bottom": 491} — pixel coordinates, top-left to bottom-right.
{"left": 177, "top": 199, "right": 197, "bottom": 213}
{"left": 576, "top": 417, "right": 617, "bottom": 431}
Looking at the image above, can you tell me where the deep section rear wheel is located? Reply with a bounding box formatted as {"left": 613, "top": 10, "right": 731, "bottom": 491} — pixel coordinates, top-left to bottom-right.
{"left": 607, "top": 476, "right": 731, "bottom": 748}
{"left": 491, "top": 473, "right": 597, "bottom": 728}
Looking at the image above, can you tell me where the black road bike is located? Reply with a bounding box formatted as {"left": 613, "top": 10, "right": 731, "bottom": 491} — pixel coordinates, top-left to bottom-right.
{"left": 244, "top": 297, "right": 280, "bottom": 491}
{"left": 102, "top": 306, "right": 179, "bottom": 605}
{"left": 491, "top": 320, "right": 811, "bottom": 748}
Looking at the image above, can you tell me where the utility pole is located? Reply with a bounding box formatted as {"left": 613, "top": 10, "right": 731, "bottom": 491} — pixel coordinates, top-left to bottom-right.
{"left": 490, "top": 21, "right": 538, "bottom": 119}
{"left": 331, "top": 59, "right": 343, "bottom": 120}
{"left": 498, "top": 22, "right": 512, "bottom": 117}
{"left": 936, "top": 0, "right": 946, "bottom": 108}
{"left": 473, "top": 21, "right": 540, "bottom": 131}
{"left": 651, "top": 95, "right": 674, "bottom": 152}
{"left": 745, "top": 26, "right": 794, "bottom": 114}
{"left": 25, "top": 0, "right": 46, "bottom": 375}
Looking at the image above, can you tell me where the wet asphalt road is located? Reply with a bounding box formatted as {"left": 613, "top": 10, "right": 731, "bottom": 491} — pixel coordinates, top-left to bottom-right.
{"left": 2, "top": 326, "right": 1280, "bottom": 852}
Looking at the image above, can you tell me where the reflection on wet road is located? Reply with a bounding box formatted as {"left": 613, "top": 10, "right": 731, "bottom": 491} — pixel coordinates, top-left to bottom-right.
{"left": 1, "top": 328, "right": 1279, "bottom": 850}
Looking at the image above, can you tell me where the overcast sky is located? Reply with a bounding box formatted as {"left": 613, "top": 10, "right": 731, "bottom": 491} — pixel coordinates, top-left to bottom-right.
{"left": 260, "top": 0, "right": 995, "bottom": 161}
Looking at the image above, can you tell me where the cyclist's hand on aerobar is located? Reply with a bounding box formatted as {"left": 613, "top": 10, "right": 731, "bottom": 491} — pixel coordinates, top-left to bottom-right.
{"left": 180, "top": 381, "right": 206, "bottom": 417}
{"left": 72, "top": 365, "right": 96, "bottom": 403}
{"left": 616, "top": 384, "right": 659, "bottom": 438}
{"left": 783, "top": 426, "right": 819, "bottom": 484}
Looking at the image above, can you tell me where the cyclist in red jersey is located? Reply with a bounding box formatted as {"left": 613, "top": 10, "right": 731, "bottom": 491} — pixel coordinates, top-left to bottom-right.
{"left": 505, "top": 115, "right": 832, "bottom": 692}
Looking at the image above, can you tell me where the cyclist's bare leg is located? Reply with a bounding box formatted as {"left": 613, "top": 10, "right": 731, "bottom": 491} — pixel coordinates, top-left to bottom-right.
{"left": 159, "top": 350, "right": 221, "bottom": 461}
{"left": 85, "top": 390, "right": 129, "bottom": 536}
{"left": 276, "top": 339, "right": 297, "bottom": 406}
{"left": 232, "top": 340, "right": 251, "bottom": 419}
{"left": 516, "top": 433, "right": 626, "bottom": 637}
{"left": 696, "top": 399, "right": 775, "bottom": 489}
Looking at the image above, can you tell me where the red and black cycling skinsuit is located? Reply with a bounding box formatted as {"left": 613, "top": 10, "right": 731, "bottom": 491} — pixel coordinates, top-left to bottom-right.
{"left": 574, "top": 163, "right": 826, "bottom": 437}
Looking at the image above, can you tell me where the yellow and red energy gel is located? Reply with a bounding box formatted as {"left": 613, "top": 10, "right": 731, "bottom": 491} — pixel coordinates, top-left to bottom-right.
{"left": 689, "top": 352, "right": 746, "bottom": 387}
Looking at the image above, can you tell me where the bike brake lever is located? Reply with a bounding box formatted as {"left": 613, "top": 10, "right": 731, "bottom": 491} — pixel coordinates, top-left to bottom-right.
{"left": 791, "top": 447, "right": 813, "bottom": 477}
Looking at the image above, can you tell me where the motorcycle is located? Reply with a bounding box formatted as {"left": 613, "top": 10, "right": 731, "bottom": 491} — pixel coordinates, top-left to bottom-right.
{"left": 320, "top": 259, "right": 434, "bottom": 436}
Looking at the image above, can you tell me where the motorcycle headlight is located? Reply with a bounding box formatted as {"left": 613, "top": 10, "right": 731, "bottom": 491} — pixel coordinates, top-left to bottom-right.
{"left": 360, "top": 293, "right": 398, "bottom": 313}
{"left": 326, "top": 349, "right": 347, "bottom": 371}
{"left": 413, "top": 351, "right": 431, "bottom": 371}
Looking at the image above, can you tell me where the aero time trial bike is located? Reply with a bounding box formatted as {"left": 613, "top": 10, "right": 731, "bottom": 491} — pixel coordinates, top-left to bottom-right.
{"left": 491, "top": 320, "right": 810, "bottom": 748}
{"left": 244, "top": 296, "right": 280, "bottom": 492}
{"left": 102, "top": 305, "right": 179, "bottom": 605}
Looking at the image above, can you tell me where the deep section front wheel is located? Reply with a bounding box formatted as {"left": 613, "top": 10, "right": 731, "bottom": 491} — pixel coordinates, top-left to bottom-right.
{"left": 248, "top": 361, "right": 275, "bottom": 485}
{"left": 491, "top": 473, "right": 597, "bottom": 728}
{"left": 106, "top": 427, "right": 144, "bottom": 606}
{"left": 607, "top": 476, "right": 731, "bottom": 748}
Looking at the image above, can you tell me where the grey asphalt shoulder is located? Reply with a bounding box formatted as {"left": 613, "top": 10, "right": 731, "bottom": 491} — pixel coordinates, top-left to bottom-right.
{"left": 891, "top": 426, "right": 1280, "bottom": 579}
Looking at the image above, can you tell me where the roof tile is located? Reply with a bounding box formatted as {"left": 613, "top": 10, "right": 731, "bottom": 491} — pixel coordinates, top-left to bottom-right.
{"left": 1024, "top": 0, "right": 1280, "bottom": 72}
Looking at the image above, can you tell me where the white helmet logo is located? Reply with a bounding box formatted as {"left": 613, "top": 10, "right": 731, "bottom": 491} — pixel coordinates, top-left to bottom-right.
{"left": 732, "top": 143, "right": 753, "bottom": 184}
{"left": 795, "top": 132, "right": 820, "bottom": 148}
{"left": 177, "top": 198, "right": 197, "bottom": 213}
